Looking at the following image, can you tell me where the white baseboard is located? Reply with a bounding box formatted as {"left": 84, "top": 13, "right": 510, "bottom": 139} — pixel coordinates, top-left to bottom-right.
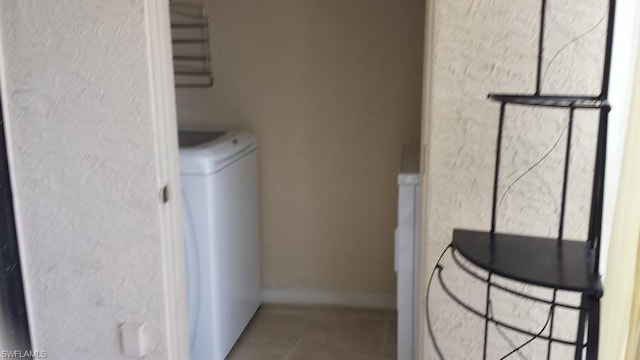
{"left": 262, "top": 288, "right": 396, "bottom": 310}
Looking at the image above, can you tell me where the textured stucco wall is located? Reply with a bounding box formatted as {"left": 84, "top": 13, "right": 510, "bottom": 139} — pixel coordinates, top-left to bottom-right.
{"left": 423, "top": 0, "right": 607, "bottom": 358}
{"left": 0, "top": 1, "right": 174, "bottom": 358}
{"left": 174, "top": 0, "right": 425, "bottom": 303}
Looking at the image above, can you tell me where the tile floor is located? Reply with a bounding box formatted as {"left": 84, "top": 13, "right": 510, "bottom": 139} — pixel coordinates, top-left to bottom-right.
{"left": 226, "top": 304, "right": 397, "bottom": 360}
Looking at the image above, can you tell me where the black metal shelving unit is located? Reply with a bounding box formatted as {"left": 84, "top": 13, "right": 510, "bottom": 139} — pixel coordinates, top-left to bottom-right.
{"left": 427, "top": 0, "right": 616, "bottom": 359}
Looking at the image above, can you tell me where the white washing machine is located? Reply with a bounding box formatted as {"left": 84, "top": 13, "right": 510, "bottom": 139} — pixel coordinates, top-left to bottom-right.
{"left": 178, "top": 129, "right": 261, "bottom": 360}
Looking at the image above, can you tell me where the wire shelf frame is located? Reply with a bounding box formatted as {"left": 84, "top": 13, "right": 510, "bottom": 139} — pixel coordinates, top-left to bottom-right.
{"left": 170, "top": 1, "right": 214, "bottom": 88}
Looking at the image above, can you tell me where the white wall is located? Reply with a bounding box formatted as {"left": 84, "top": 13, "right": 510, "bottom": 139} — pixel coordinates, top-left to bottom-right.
{"left": 600, "top": 0, "right": 640, "bottom": 275}
{"left": 0, "top": 1, "right": 186, "bottom": 359}
{"left": 599, "top": 49, "right": 640, "bottom": 360}
{"left": 422, "top": 0, "right": 608, "bottom": 358}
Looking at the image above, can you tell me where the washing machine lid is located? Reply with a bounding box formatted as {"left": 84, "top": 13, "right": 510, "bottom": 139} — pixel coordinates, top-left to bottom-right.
{"left": 178, "top": 129, "right": 257, "bottom": 175}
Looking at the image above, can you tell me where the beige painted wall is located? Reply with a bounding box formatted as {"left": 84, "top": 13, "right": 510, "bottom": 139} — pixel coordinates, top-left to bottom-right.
{"left": 175, "top": 0, "right": 425, "bottom": 302}
{"left": 422, "top": 0, "right": 608, "bottom": 358}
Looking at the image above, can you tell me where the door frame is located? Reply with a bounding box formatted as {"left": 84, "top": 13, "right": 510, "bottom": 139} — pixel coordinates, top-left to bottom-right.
{"left": 418, "top": 0, "right": 436, "bottom": 359}
{"left": 144, "top": 0, "right": 189, "bottom": 359}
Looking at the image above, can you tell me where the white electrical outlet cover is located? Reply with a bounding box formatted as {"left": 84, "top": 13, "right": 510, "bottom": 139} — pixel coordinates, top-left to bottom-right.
{"left": 119, "top": 323, "right": 148, "bottom": 358}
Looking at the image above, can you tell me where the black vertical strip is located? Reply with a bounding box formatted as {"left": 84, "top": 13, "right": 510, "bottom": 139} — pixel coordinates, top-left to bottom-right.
{"left": 0, "top": 89, "right": 32, "bottom": 351}
{"left": 600, "top": 0, "right": 617, "bottom": 99}
{"left": 482, "top": 273, "right": 492, "bottom": 360}
{"left": 491, "top": 103, "right": 506, "bottom": 234}
{"left": 536, "top": 0, "right": 548, "bottom": 95}
{"left": 585, "top": 295, "right": 601, "bottom": 360}
{"left": 485, "top": 102, "right": 505, "bottom": 360}
{"left": 588, "top": 109, "right": 609, "bottom": 273}
{"left": 558, "top": 107, "right": 575, "bottom": 242}
{"left": 574, "top": 294, "right": 588, "bottom": 360}
{"left": 546, "top": 290, "right": 557, "bottom": 359}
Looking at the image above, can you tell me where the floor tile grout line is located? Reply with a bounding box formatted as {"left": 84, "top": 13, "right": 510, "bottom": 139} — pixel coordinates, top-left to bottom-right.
{"left": 284, "top": 314, "right": 310, "bottom": 360}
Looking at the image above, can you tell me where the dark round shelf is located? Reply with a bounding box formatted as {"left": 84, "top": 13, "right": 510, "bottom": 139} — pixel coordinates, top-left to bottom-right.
{"left": 452, "top": 229, "right": 602, "bottom": 296}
